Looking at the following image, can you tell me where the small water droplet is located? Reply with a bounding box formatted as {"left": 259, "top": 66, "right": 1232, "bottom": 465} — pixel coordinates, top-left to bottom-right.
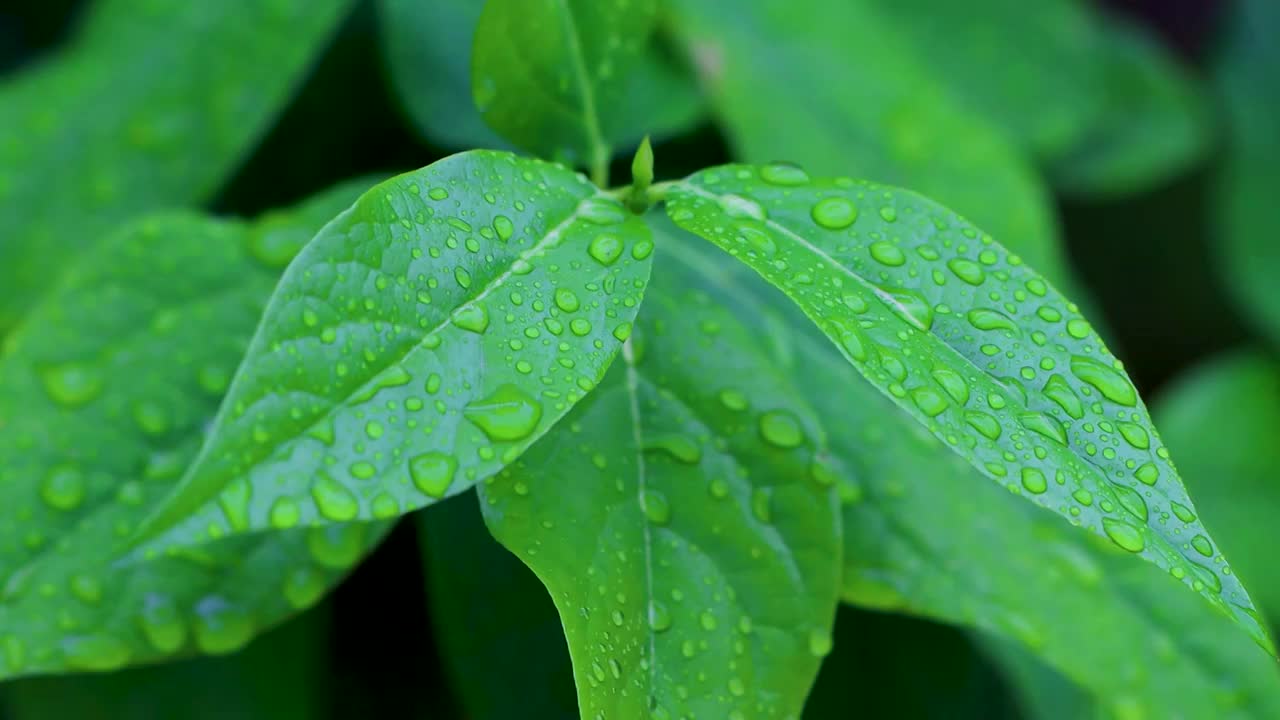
{"left": 410, "top": 452, "right": 457, "bottom": 498}
{"left": 311, "top": 472, "right": 360, "bottom": 521}
{"left": 641, "top": 490, "right": 671, "bottom": 525}
{"left": 40, "top": 465, "right": 86, "bottom": 511}
{"left": 761, "top": 163, "right": 809, "bottom": 186}
{"left": 588, "top": 234, "right": 624, "bottom": 265}
{"left": 39, "top": 362, "right": 104, "bottom": 407}
{"left": 810, "top": 197, "right": 857, "bottom": 229}
{"left": 758, "top": 410, "right": 804, "bottom": 448}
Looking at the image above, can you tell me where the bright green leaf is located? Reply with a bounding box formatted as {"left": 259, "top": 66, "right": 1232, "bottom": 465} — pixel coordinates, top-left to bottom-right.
{"left": 0, "top": 179, "right": 388, "bottom": 678}
{"left": 135, "top": 151, "right": 653, "bottom": 552}
{"left": 664, "top": 164, "right": 1270, "bottom": 650}
{"left": 1212, "top": 0, "right": 1280, "bottom": 348}
{"left": 665, "top": 0, "right": 1071, "bottom": 289}
{"left": 870, "top": 0, "right": 1104, "bottom": 161}
{"left": 2, "top": 607, "right": 331, "bottom": 719}
{"left": 471, "top": 0, "right": 701, "bottom": 178}
{"left": 0, "top": 0, "right": 357, "bottom": 333}
{"left": 664, "top": 221, "right": 1280, "bottom": 717}
{"left": 478, "top": 217, "right": 842, "bottom": 719}
{"left": 417, "top": 497, "right": 576, "bottom": 719}
{"left": 1156, "top": 351, "right": 1280, "bottom": 628}
{"left": 1049, "top": 14, "right": 1210, "bottom": 197}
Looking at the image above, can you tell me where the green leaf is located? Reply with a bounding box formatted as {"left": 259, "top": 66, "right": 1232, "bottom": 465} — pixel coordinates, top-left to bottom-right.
{"left": 664, "top": 164, "right": 1270, "bottom": 650}
{"left": 665, "top": 0, "right": 1071, "bottom": 289}
{"left": 380, "top": 0, "right": 702, "bottom": 157}
{"left": 1156, "top": 351, "right": 1280, "bottom": 627}
{"left": 470, "top": 0, "right": 702, "bottom": 176}
{"left": 869, "top": 0, "right": 1105, "bottom": 161}
{"left": 662, "top": 221, "right": 1280, "bottom": 718}
{"left": 0, "top": 0, "right": 357, "bottom": 333}
{"left": 417, "top": 497, "right": 576, "bottom": 719}
{"left": 478, "top": 215, "right": 842, "bottom": 719}
{"left": 1212, "top": 0, "right": 1280, "bottom": 348}
{"left": 2, "top": 607, "right": 331, "bottom": 720}
{"left": 1049, "top": 14, "right": 1210, "bottom": 197}
{"left": 136, "top": 151, "right": 653, "bottom": 552}
{"left": 0, "top": 179, "right": 388, "bottom": 678}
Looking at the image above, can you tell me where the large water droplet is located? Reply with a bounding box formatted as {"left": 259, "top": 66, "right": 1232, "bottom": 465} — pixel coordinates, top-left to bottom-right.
{"left": 410, "top": 452, "right": 457, "bottom": 498}
{"left": 1112, "top": 484, "right": 1149, "bottom": 522}
{"left": 1070, "top": 356, "right": 1137, "bottom": 406}
{"left": 1043, "top": 374, "right": 1084, "bottom": 419}
{"left": 39, "top": 362, "right": 104, "bottom": 407}
{"left": 464, "top": 384, "right": 543, "bottom": 441}
{"left": 311, "top": 472, "right": 360, "bottom": 521}
{"left": 720, "top": 194, "right": 766, "bottom": 221}
{"left": 810, "top": 197, "right": 857, "bottom": 229}
{"left": 452, "top": 304, "right": 490, "bottom": 334}
{"left": 1020, "top": 468, "right": 1048, "bottom": 494}
{"left": 946, "top": 258, "right": 985, "bottom": 286}
{"left": 761, "top": 163, "right": 810, "bottom": 186}
{"left": 869, "top": 242, "right": 905, "bottom": 267}
{"left": 1102, "top": 517, "right": 1145, "bottom": 553}
{"left": 588, "top": 234, "right": 624, "bottom": 265}
{"left": 967, "top": 308, "right": 1019, "bottom": 333}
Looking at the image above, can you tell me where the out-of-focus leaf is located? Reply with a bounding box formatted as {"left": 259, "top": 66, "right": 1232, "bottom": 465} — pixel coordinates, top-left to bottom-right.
{"left": 0, "top": 0, "right": 357, "bottom": 333}
{"left": 1050, "top": 15, "right": 1210, "bottom": 197}
{"left": 665, "top": 164, "right": 1270, "bottom": 648}
{"left": 870, "top": 0, "right": 1104, "bottom": 162}
{"left": 379, "top": 0, "right": 701, "bottom": 158}
{"left": 469, "top": 0, "right": 701, "bottom": 175}
{"left": 1212, "top": 0, "right": 1280, "bottom": 348}
{"left": 0, "top": 179, "right": 389, "bottom": 678}
{"left": 666, "top": 0, "right": 1070, "bottom": 288}
{"left": 135, "top": 151, "right": 653, "bottom": 552}
{"left": 1155, "top": 351, "right": 1280, "bottom": 627}
{"left": 977, "top": 637, "right": 1095, "bottom": 720}
{"left": 417, "top": 497, "right": 576, "bottom": 720}
{"left": 2, "top": 606, "right": 330, "bottom": 720}
{"left": 479, "top": 214, "right": 842, "bottom": 719}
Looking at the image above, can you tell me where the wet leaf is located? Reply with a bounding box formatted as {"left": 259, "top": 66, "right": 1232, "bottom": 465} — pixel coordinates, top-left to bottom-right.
{"left": 135, "top": 151, "right": 652, "bottom": 552}
{"left": 665, "top": 164, "right": 1270, "bottom": 650}
{"left": 0, "top": 179, "right": 388, "bottom": 679}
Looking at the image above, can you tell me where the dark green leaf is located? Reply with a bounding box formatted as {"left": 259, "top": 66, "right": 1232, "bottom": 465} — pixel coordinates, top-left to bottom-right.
{"left": 471, "top": 0, "right": 701, "bottom": 176}
{"left": 665, "top": 0, "right": 1071, "bottom": 288}
{"left": 1212, "top": 0, "right": 1280, "bottom": 347}
{"left": 2, "top": 606, "right": 330, "bottom": 720}
{"left": 662, "top": 222, "right": 1280, "bottom": 717}
{"left": 1156, "top": 351, "right": 1280, "bottom": 627}
{"left": 0, "top": 0, "right": 357, "bottom": 333}
{"left": 1049, "top": 15, "right": 1209, "bottom": 197}
{"left": 870, "top": 0, "right": 1104, "bottom": 161}
{"left": 478, "top": 215, "right": 842, "bottom": 719}
{"left": 0, "top": 179, "right": 388, "bottom": 678}
{"left": 664, "top": 164, "right": 1270, "bottom": 650}
{"left": 417, "top": 496, "right": 576, "bottom": 719}
{"left": 136, "top": 151, "right": 653, "bottom": 552}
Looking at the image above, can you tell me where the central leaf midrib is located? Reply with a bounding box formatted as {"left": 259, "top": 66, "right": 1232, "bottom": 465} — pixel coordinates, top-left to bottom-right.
{"left": 620, "top": 338, "right": 659, "bottom": 702}
{"left": 553, "top": 0, "right": 608, "bottom": 171}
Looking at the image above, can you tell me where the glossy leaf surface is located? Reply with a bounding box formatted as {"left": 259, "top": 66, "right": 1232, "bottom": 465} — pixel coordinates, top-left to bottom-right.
{"left": 479, "top": 217, "right": 841, "bottom": 719}
{"left": 665, "top": 164, "right": 1268, "bottom": 648}
{"left": 0, "top": 180, "right": 387, "bottom": 678}
{"left": 664, "top": 224, "right": 1280, "bottom": 717}
{"left": 1212, "top": 0, "right": 1280, "bottom": 347}
{"left": 0, "top": 0, "right": 355, "bottom": 332}
{"left": 382, "top": 0, "right": 701, "bottom": 158}
{"left": 1050, "top": 15, "right": 1209, "bottom": 197}
{"left": 666, "top": 0, "right": 1070, "bottom": 288}
{"left": 870, "top": 0, "right": 1103, "bottom": 160}
{"left": 2, "top": 607, "right": 330, "bottom": 719}
{"left": 138, "top": 151, "right": 653, "bottom": 551}
{"left": 417, "top": 497, "right": 576, "bottom": 719}
{"left": 471, "top": 0, "right": 701, "bottom": 174}
{"left": 1156, "top": 352, "right": 1280, "bottom": 627}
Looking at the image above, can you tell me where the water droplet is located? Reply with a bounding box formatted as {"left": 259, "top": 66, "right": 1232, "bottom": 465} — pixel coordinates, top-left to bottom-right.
{"left": 63, "top": 634, "right": 131, "bottom": 671}
{"left": 40, "top": 465, "right": 86, "bottom": 511}
{"left": 194, "top": 597, "right": 255, "bottom": 655}
{"left": 1102, "top": 517, "right": 1145, "bottom": 553}
{"left": 643, "top": 434, "right": 701, "bottom": 464}
{"left": 761, "top": 163, "right": 809, "bottom": 186}
{"left": 1066, "top": 319, "right": 1092, "bottom": 339}
{"left": 427, "top": 187, "right": 449, "bottom": 200}
{"left": 452, "top": 304, "right": 490, "bottom": 333}
{"left": 410, "top": 452, "right": 457, "bottom": 498}
{"left": 1070, "top": 356, "right": 1137, "bottom": 406}
{"left": 464, "top": 384, "right": 543, "bottom": 441}
{"left": 580, "top": 197, "right": 627, "bottom": 225}
{"left": 880, "top": 287, "right": 933, "bottom": 330}
{"left": 1191, "top": 535, "right": 1214, "bottom": 557}
{"left": 1116, "top": 422, "right": 1150, "bottom": 450}
{"left": 967, "top": 308, "right": 1019, "bottom": 333}
{"left": 719, "top": 388, "right": 748, "bottom": 411}
{"left": 931, "top": 367, "right": 970, "bottom": 405}
{"left": 1019, "top": 412, "right": 1067, "bottom": 445}
{"left": 811, "top": 197, "right": 857, "bottom": 229}
{"left": 751, "top": 488, "right": 772, "bottom": 523}
{"left": 554, "top": 288, "right": 580, "bottom": 312}
{"left": 1043, "top": 374, "right": 1084, "bottom": 419}
{"left": 69, "top": 574, "right": 102, "bottom": 604}
{"left": 588, "top": 234, "right": 624, "bottom": 265}
{"left": 869, "top": 241, "right": 905, "bottom": 267}
{"left": 808, "top": 627, "right": 833, "bottom": 657}
{"left": 641, "top": 490, "right": 671, "bottom": 525}
{"left": 493, "top": 215, "right": 514, "bottom": 241}
{"left": 1171, "top": 502, "right": 1196, "bottom": 523}
{"left": 720, "top": 194, "right": 766, "bottom": 220}
{"left": 947, "top": 258, "right": 985, "bottom": 286}
{"left": 964, "top": 411, "right": 1002, "bottom": 440}
{"left": 39, "top": 362, "right": 104, "bottom": 407}
{"left": 139, "top": 596, "right": 185, "bottom": 653}
{"left": 911, "top": 387, "right": 948, "bottom": 417}
{"left": 1112, "top": 484, "right": 1148, "bottom": 521}
{"left": 758, "top": 410, "right": 804, "bottom": 448}
{"left": 311, "top": 472, "right": 360, "bottom": 521}
{"left": 1133, "top": 462, "right": 1159, "bottom": 486}
{"left": 649, "top": 602, "right": 672, "bottom": 632}
{"left": 1014, "top": 468, "right": 1046, "bottom": 494}
{"left": 283, "top": 567, "right": 327, "bottom": 609}
{"left": 270, "top": 496, "right": 301, "bottom": 529}
{"left": 307, "top": 524, "right": 367, "bottom": 569}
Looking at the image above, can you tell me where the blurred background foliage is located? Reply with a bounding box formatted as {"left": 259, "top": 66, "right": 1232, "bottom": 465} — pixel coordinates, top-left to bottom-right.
{"left": 0, "top": 0, "right": 1277, "bottom": 717}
